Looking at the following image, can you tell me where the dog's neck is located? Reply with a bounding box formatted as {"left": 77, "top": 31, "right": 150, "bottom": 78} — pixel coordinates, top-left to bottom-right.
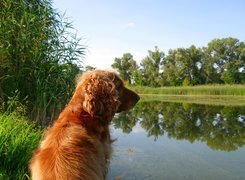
{"left": 60, "top": 96, "right": 112, "bottom": 143}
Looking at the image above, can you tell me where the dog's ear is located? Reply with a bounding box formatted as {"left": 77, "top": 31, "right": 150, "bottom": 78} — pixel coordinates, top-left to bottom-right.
{"left": 81, "top": 71, "right": 120, "bottom": 120}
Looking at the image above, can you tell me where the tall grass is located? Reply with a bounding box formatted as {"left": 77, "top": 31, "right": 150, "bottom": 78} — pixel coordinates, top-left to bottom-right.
{"left": 0, "top": 112, "right": 42, "bottom": 179}
{"left": 131, "top": 84, "right": 245, "bottom": 96}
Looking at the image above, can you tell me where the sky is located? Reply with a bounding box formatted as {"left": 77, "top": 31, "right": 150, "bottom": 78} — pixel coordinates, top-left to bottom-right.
{"left": 53, "top": 0, "right": 245, "bottom": 69}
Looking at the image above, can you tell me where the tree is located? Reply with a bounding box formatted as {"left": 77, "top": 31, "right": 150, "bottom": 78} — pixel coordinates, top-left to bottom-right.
{"left": 177, "top": 46, "right": 202, "bottom": 85}
{"left": 111, "top": 53, "right": 138, "bottom": 84}
{"left": 205, "top": 37, "right": 245, "bottom": 84}
{"left": 111, "top": 37, "right": 245, "bottom": 86}
{"left": 140, "top": 46, "right": 164, "bottom": 86}
{"left": 163, "top": 46, "right": 202, "bottom": 86}
{"left": 199, "top": 47, "right": 220, "bottom": 84}
{"left": 84, "top": 65, "right": 96, "bottom": 71}
{"left": 162, "top": 49, "right": 181, "bottom": 86}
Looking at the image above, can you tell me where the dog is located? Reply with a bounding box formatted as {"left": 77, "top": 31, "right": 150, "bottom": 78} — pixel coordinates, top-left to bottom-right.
{"left": 29, "top": 70, "right": 140, "bottom": 180}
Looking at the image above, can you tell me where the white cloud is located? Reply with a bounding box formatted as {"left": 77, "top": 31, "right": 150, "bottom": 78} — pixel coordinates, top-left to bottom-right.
{"left": 125, "top": 22, "right": 135, "bottom": 28}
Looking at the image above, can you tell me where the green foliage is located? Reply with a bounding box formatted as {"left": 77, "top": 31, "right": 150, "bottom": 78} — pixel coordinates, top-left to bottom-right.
{"left": 206, "top": 37, "right": 245, "bottom": 84}
{"left": 0, "top": 112, "right": 42, "bottom": 179}
{"left": 111, "top": 38, "right": 245, "bottom": 87}
{"left": 182, "top": 77, "right": 191, "bottom": 86}
{"left": 0, "top": 0, "right": 85, "bottom": 123}
{"left": 131, "top": 84, "right": 245, "bottom": 96}
{"left": 140, "top": 46, "right": 164, "bottom": 87}
{"left": 84, "top": 65, "right": 96, "bottom": 71}
{"left": 111, "top": 53, "right": 138, "bottom": 84}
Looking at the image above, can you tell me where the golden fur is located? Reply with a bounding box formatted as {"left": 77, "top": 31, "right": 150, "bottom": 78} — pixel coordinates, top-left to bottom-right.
{"left": 29, "top": 70, "right": 140, "bottom": 180}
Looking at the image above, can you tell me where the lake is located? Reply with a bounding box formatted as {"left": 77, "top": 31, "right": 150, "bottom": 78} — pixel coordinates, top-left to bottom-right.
{"left": 108, "top": 99, "right": 245, "bottom": 180}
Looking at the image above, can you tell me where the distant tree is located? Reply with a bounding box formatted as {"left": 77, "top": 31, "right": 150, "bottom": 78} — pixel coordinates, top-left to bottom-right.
{"left": 140, "top": 46, "right": 164, "bottom": 86}
{"left": 84, "top": 65, "right": 96, "bottom": 71}
{"left": 199, "top": 47, "right": 220, "bottom": 84}
{"left": 111, "top": 37, "right": 245, "bottom": 87}
{"left": 163, "top": 46, "right": 202, "bottom": 86}
{"left": 162, "top": 49, "right": 180, "bottom": 86}
{"left": 111, "top": 53, "right": 138, "bottom": 84}
{"left": 132, "top": 69, "right": 144, "bottom": 86}
{"left": 205, "top": 37, "right": 245, "bottom": 84}
{"left": 176, "top": 45, "right": 201, "bottom": 85}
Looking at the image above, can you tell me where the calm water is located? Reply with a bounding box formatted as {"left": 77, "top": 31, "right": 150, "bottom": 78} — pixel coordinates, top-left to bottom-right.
{"left": 108, "top": 101, "right": 245, "bottom": 180}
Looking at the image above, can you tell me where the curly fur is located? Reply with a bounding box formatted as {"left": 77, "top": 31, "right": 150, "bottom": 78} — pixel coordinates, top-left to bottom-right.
{"left": 29, "top": 70, "right": 140, "bottom": 180}
{"left": 81, "top": 71, "right": 120, "bottom": 120}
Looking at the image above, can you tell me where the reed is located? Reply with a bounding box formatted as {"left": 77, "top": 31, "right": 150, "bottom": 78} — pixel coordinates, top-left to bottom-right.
{"left": 0, "top": 0, "right": 85, "bottom": 124}
{"left": 131, "top": 84, "right": 245, "bottom": 96}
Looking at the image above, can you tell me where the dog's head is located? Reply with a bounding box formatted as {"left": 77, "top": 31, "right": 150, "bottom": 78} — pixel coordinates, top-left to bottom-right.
{"left": 76, "top": 70, "right": 140, "bottom": 121}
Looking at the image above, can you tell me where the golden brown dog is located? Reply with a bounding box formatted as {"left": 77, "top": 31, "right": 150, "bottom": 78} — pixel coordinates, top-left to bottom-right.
{"left": 29, "top": 70, "right": 140, "bottom": 180}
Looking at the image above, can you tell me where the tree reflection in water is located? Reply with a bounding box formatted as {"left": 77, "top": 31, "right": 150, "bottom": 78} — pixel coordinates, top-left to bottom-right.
{"left": 112, "top": 101, "right": 245, "bottom": 151}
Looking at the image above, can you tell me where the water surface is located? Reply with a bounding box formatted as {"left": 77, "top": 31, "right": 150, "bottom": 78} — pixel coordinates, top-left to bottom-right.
{"left": 108, "top": 100, "right": 245, "bottom": 180}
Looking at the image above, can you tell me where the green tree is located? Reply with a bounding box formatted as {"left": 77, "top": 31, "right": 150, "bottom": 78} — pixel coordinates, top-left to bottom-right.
{"left": 162, "top": 49, "right": 181, "bottom": 86}
{"left": 140, "top": 46, "right": 164, "bottom": 86}
{"left": 199, "top": 47, "right": 220, "bottom": 84}
{"left": 163, "top": 46, "right": 202, "bottom": 86}
{"left": 111, "top": 53, "right": 138, "bottom": 84}
{"left": 205, "top": 37, "right": 245, "bottom": 84}
{"left": 84, "top": 65, "right": 96, "bottom": 71}
{"left": 176, "top": 46, "right": 202, "bottom": 86}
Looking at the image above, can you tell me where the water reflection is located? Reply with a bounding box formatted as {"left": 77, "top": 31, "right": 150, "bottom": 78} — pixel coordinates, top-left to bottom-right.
{"left": 112, "top": 101, "right": 245, "bottom": 151}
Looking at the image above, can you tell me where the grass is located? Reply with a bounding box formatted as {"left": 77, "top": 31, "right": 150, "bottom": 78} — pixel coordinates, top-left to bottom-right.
{"left": 139, "top": 95, "right": 245, "bottom": 106}
{"left": 0, "top": 112, "right": 42, "bottom": 180}
{"left": 131, "top": 84, "right": 245, "bottom": 96}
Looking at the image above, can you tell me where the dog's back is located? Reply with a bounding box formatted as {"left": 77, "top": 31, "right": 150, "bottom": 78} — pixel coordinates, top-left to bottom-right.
{"left": 30, "top": 116, "right": 111, "bottom": 180}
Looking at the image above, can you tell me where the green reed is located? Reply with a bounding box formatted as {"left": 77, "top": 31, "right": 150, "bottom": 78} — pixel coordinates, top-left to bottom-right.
{"left": 131, "top": 84, "right": 245, "bottom": 96}
{"left": 0, "top": 0, "right": 85, "bottom": 124}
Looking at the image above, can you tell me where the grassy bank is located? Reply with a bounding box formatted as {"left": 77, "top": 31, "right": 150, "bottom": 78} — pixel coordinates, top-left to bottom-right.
{"left": 131, "top": 84, "right": 245, "bottom": 96}
{"left": 0, "top": 113, "right": 42, "bottom": 180}
{"left": 139, "top": 95, "right": 245, "bottom": 106}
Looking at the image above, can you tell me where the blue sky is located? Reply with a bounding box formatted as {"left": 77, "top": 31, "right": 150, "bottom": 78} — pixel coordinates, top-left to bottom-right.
{"left": 53, "top": 0, "right": 245, "bottom": 69}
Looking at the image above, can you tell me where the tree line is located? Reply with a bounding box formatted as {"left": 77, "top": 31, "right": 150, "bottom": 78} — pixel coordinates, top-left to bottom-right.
{"left": 112, "top": 37, "right": 245, "bottom": 86}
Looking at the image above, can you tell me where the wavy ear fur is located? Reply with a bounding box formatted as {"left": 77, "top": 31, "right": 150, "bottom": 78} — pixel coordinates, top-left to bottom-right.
{"left": 79, "top": 71, "right": 120, "bottom": 120}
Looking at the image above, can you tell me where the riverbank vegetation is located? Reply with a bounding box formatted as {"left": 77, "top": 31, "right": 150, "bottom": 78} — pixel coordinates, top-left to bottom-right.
{"left": 0, "top": 0, "right": 85, "bottom": 124}
{"left": 111, "top": 38, "right": 245, "bottom": 87}
{"left": 131, "top": 84, "right": 245, "bottom": 96}
{"left": 139, "top": 95, "right": 245, "bottom": 106}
